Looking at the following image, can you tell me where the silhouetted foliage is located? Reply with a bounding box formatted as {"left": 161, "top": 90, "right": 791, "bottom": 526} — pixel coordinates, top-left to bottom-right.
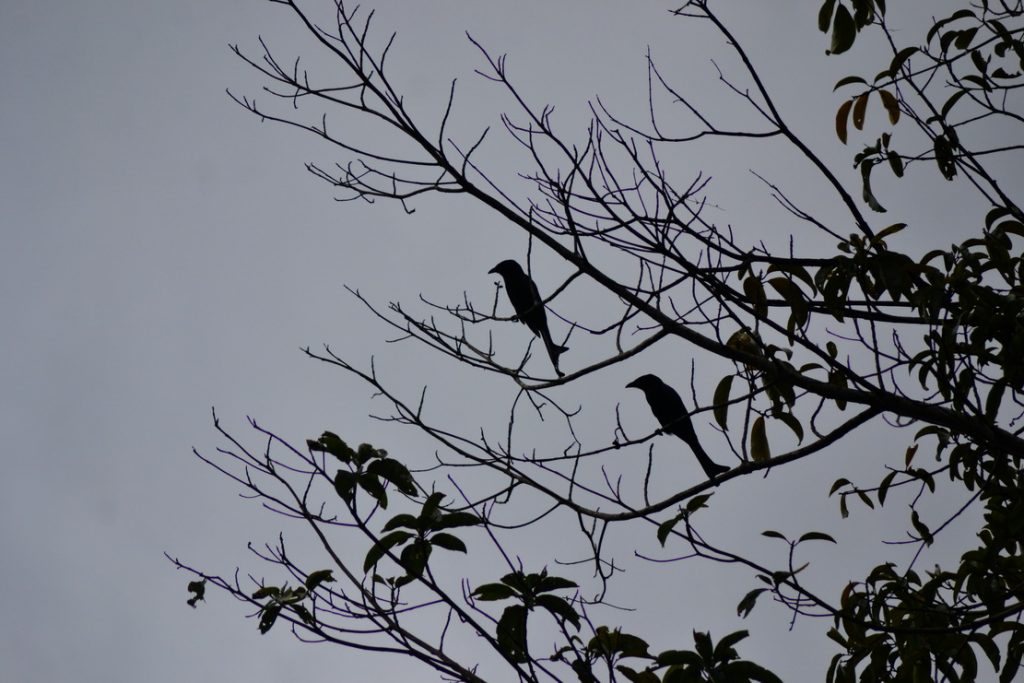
{"left": 168, "top": 1, "right": 1024, "bottom": 681}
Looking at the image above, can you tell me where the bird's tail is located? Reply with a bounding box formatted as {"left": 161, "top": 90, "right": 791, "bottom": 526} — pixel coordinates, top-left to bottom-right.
{"left": 541, "top": 329, "right": 569, "bottom": 377}
{"left": 690, "top": 439, "right": 730, "bottom": 480}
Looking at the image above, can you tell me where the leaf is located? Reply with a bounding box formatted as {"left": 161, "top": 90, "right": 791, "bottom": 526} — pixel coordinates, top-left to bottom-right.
{"left": 878, "top": 89, "right": 900, "bottom": 124}
{"left": 852, "top": 92, "right": 869, "bottom": 130}
{"left": 860, "top": 159, "right": 887, "bottom": 212}
{"left": 435, "top": 511, "right": 482, "bottom": 530}
{"left": 251, "top": 586, "right": 279, "bottom": 600}
{"left": 911, "top": 510, "right": 934, "bottom": 546}
{"left": 429, "top": 532, "right": 468, "bottom": 553}
{"left": 333, "top": 470, "right": 358, "bottom": 503}
{"left": 715, "top": 630, "right": 750, "bottom": 659}
{"left": 399, "top": 539, "right": 432, "bottom": 577}
{"left": 537, "top": 574, "right": 579, "bottom": 593}
{"left": 657, "top": 649, "right": 703, "bottom": 667}
{"left": 737, "top": 588, "right": 767, "bottom": 618}
{"left": 496, "top": 604, "right": 530, "bottom": 662}
{"left": 830, "top": 4, "right": 857, "bottom": 55}
{"left": 304, "top": 569, "right": 335, "bottom": 592}
{"left": 535, "top": 594, "right": 582, "bottom": 630}
{"left": 773, "top": 411, "right": 804, "bottom": 444}
{"left": 724, "top": 660, "right": 785, "bottom": 683}
{"left": 308, "top": 431, "right": 355, "bottom": 463}
{"left": 472, "top": 582, "right": 518, "bottom": 601}
{"left": 743, "top": 276, "right": 768, "bottom": 316}
{"left": 836, "top": 99, "right": 854, "bottom": 144}
{"left": 186, "top": 579, "right": 206, "bottom": 608}
{"left": 657, "top": 511, "right": 684, "bottom": 546}
{"left": 818, "top": 0, "right": 836, "bottom": 32}
{"left": 258, "top": 604, "right": 281, "bottom": 634}
{"left": 367, "top": 458, "right": 419, "bottom": 497}
{"left": 887, "top": 150, "right": 904, "bottom": 177}
{"left": 889, "top": 46, "right": 918, "bottom": 75}
{"left": 761, "top": 530, "right": 787, "bottom": 541}
{"left": 363, "top": 530, "right": 413, "bottom": 572}
{"left": 751, "top": 416, "right": 771, "bottom": 462}
{"left": 713, "top": 375, "right": 734, "bottom": 430}
{"left": 381, "top": 513, "right": 418, "bottom": 533}
{"left": 798, "top": 531, "right": 837, "bottom": 544}
{"left": 833, "top": 75, "right": 867, "bottom": 91}
{"left": 686, "top": 493, "right": 713, "bottom": 514}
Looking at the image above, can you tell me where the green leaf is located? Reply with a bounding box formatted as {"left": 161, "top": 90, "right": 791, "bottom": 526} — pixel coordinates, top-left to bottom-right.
{"left": 537, "top": 574, "right": 579, "bottom": 593}
{"left": 429, "top": 532, "right": 468, "bottom": 553}
{"left": 333, "top": 470, "right": 358, "bottom": 502}
{"left": 367, "top": 458, "right": 419, "bottom": 497}
{"left": 251, "top": 586, "right": 279, "bottom": 600}
{"left": 833, "top": 75, "right": 867, "bottom": 91}
{"left": 737, "top": 588, "right": 767, "bottom": 618}
{"left": 724, "top": 660, "right": 785, "bottom": 683}
{"left": 381, "top": 513, "right": 419, "bottom": 533}
{"left": 798, "top": 531, "right": 837, "bottom": 544}
{"left": 308, "top": 431, "right": 355, "bottom": 462}
{"left": 363, "top": 530, "right": 413, "bottom": 572}
{"left": 657, "top": 649, "right": 703, "bottom": 667}
{"left": 714, "top": 630, "right": 750, "bottom": 659}
{"left": 830, "top": 4, "right": 856, "bottom": 54}
{"left": 751, "top": 416, "right": 771, "bottom": 462}
{"left": 472, "top": 582, "right": 518, "bottom": 601}
{"left": 657, "top": 511, "right": 684, "bottom": 546}
{"left": 258, "top": 604, "right": 281, "bottom": 634}
{"left": 860, "top": 159, "right": 887, "bottom": 212}
{"left": 886, "top": 150, "right": 904, "bottom": 177}
{"left": 399, "top": 539, "right": 432, "bottom": 577}
{"left": 686, "top": 493, "right": 713, "bottom": 514}
{"left": 743, "top": 276, "right": 768, "bottom": 316}
{"left": 304, "top": 569, "right": 335, "bottom": 591}
{"left": 773, "top": 411, "right": 804, "bottom": 444}
{"left": 818, "top": 0, "right": 836, "bottom": 32}
{"left": 434, "top": 511, "right": 482, "bottom": 531}
{"left": 186, "top": 579, "right": 206, "bottom": 608}
{"left": 496, "top": 604, "right": 530, "bottom": 662}
{"left": 713, "top": 375, "right": 734, "bottom": 430}
{"left": 535, "top": 594, "right": 582, "bottom": 630}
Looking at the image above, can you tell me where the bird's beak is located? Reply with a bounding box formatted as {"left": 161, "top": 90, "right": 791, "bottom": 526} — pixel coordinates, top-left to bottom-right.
{"left": 625, "top": 379, "right": 640, "bottom": 389}
{"left": 487, "top": 265, "right": 498, "bottom": 275}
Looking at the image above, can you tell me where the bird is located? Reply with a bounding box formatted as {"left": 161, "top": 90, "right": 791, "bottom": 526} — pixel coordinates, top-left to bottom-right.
{"left": 626, "top": 374, "right": 729, "bottom": 480}
{"left": 488, "top": 259, "right": 569, "bottom": 377}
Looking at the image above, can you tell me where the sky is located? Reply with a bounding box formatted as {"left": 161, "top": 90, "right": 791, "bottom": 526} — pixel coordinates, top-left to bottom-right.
{"left": 0, "top": 2, "right": 1000, "bottom": 682}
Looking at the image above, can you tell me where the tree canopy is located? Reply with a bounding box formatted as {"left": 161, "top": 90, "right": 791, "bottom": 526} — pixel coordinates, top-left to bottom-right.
{"left": 170, "top": 2, "right": 1024, "bottom": 681}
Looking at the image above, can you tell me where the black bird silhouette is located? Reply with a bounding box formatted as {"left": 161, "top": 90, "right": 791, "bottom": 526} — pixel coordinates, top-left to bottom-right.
{"left": 626, "top": 374, "right": 729, "bottom": 480}
{"left": 489, "top": 259, "right": 568, "bottom": 377}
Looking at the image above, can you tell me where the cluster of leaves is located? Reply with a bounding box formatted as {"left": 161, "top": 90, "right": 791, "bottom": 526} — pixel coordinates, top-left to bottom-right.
{"left": 308, "top": 431, "right": 418, "bottom": 508}
{"left": 251, "top": 569, "right": 335, "bottom": 635}
{"left": 563, "top": 628, "right": 783, "bottom": 683}
{"left": 364, "top": 492, "right": 481, "bottom": 587}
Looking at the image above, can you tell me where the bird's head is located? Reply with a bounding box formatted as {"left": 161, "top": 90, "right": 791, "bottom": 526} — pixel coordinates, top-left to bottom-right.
{"left": 626, "top": 374, "right": 663, "bottom": 392}
{"left": 488, "top": 259, "right": 522, "bottom": 277}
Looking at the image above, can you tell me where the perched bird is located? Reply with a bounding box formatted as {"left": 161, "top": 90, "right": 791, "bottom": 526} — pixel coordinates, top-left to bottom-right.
{"left": 626, "top": 374, "right": 729, "bottom": 480}
{"left": 489, "top": 259, "right": 569, "bottom": 377}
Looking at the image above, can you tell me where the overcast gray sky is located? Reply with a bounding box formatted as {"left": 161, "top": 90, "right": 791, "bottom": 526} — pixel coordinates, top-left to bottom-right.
{"left": 1, "top": 2, "right": 996, "bottom": 682}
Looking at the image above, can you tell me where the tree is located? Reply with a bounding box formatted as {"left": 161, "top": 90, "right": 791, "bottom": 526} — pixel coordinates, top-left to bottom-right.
{"left": 168, "top": 1, "right": 1024, "bottom": 681}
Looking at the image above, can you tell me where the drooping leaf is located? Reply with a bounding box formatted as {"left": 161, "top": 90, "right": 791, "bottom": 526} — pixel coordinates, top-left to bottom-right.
{"left": 830, "top": 4, "right": 857, "bottom": 54}
{"left": 429, "top": 532, "right": 468, "bottom": 553}
{"left": 836, "top": 99, "right": 854, "bottom": 144}
{"left": 751, "top": 416, "right": 771, "bottom": 462}
{"left": 713, "top": 375, "right": 734, "bottom": 430}
{"left": 878, "top": 89, "right": 900, "bottom": 124}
